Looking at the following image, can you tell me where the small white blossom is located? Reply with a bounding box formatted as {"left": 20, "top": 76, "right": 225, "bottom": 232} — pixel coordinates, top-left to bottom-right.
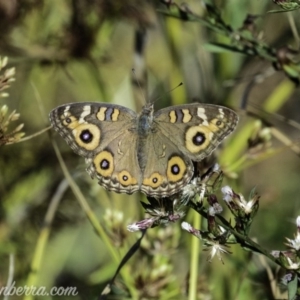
{"left": 285, "top": 257, "right": 300, "bottom": 270}
{"left": 270, "top": 250, "right": 280, "bottom": 258}
{"left": 181, "top": 222, "right": 202, "bottom": 238}
{"left": 181, "top": 221, "right": 193, "bottom": 232}
{"left": 207, "top": 241, "right": 230, "bottom": 263}
{"left": 127, "top": 218, "right": 155, "bottom": 232}
{"left": 208, "top": 206, "right": 216, "bottom": 216}
{"left": 240, "top": 196, "right": 256, "bottom": 214}
{"left": 286, "top": 233, "right": 300, "bottom": 250}
{"left": 221, "top": 186, "right": 233, "bottom": 203}
{"left": 127, "top": 223, "right": 141, "bottom": 232}
{"left": 222, "top": 186, "right": 257, "bottom": 215}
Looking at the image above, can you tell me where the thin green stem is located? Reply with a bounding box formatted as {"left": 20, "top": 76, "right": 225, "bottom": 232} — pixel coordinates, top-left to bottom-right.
{"left": 287, "top": 12, "right": 299, "bottom": 49}
{"left": 188, "top": 211, "right": 201, "bottom": 300}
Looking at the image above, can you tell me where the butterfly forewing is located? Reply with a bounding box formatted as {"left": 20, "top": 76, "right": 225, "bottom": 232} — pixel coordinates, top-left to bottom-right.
{"left": 49, "top": 102, "right": 137, "bottom": 157}
{"left": 153, "top": 103, "right": 238, "bottom": 161}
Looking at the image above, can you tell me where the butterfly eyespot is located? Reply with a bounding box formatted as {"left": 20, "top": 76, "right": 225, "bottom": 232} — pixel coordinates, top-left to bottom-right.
{"left": 80, "top": 129, "right": 93, "bottom": 143}
{"left": 210, "top": 118, "right": 225, "bottom": 130}
{"left": 143, "top": 172, "right": 164, "bottom": 188}
{"left": 73, "top": 124, "right": 100, "bottom": 150}
{"left": 185, "top": 126, "right": 211, "bottom": 153}
{"left": 192, "top": 132, "right": 205, "bottom": 146}
{"left": 118, "top": 170, "right": 137, "bottom": 186}
{"left": 94, "top": 151, "right": 114, "bottom": 177}
{"left": 167, "top": 156, "right": 186, "bottom": 182}
{"left": 62, "top": 115, "right": 79, "bottom": 128}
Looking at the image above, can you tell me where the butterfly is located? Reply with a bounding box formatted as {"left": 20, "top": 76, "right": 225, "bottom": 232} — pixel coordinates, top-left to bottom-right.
{"left": 49, "top": 102, "right": 238, "bottom": 197}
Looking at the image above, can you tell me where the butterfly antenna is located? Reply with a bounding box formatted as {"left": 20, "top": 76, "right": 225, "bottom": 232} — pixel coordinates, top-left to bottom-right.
{"left": 152, "top": 82, "right": 183, "bottom": 105}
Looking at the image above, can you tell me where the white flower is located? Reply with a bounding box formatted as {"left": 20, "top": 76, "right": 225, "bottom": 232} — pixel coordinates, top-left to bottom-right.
{"left": 240, "top": 196, "right": 256, "bottom": 214}
{"left": 221, "top": 186, "right": 257, "bottom": 215}
{"left": 207, "top": 241, "right": 230, "bottom": 263}
{"left": 127, "top": 223, "right": 140, "bottom": 232}
{"left": 208, "top": 206, "right": 216, "bottom": 216}
{"left": 181, "top": 221, "right": 193, "bottom": 232}
{"left": 286, "top": 233, "right": 300, "bottom": 250}
{"left": 127, "top": 218, "right": 155, "bottom": 232}
{"left": 285, "top": 257, "right": 300, "bottom": 270}
{"left": 181, "top": 222, "right": 201, "bottom": 238}
{"left": 221, "top": 186, "right": 233, "bottom": 202}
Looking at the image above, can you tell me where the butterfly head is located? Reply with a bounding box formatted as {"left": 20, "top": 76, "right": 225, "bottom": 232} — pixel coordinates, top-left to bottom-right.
{"left": 141, "top": 103, "right": 154, "bottom": 116}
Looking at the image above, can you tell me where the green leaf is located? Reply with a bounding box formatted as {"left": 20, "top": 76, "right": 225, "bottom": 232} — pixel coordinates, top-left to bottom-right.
{"left": 288, "top": 274, "right": 298, "bottom": 300}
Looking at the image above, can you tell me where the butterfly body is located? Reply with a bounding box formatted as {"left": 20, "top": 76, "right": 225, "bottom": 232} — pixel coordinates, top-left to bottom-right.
{"left": 49, "top": 102, "right": 238, "bottom": 197}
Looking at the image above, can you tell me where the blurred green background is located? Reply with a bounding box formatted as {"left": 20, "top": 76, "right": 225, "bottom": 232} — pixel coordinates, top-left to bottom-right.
{"left": 1, "top": 0, "right": 300, "bottom": 299}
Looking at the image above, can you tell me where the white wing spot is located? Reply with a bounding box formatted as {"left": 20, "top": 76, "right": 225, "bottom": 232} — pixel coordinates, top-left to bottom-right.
{"left": 63, "top": 105, "right": 70, "bottom": 114}
{"left": 79, "top": 105, "right": 91, "bottom": 123}
{"left": 197, "top": 107, "right": 207, "bottom": 120}
{"left": 218, "top": 108, "right": 225, "bottom": 118}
